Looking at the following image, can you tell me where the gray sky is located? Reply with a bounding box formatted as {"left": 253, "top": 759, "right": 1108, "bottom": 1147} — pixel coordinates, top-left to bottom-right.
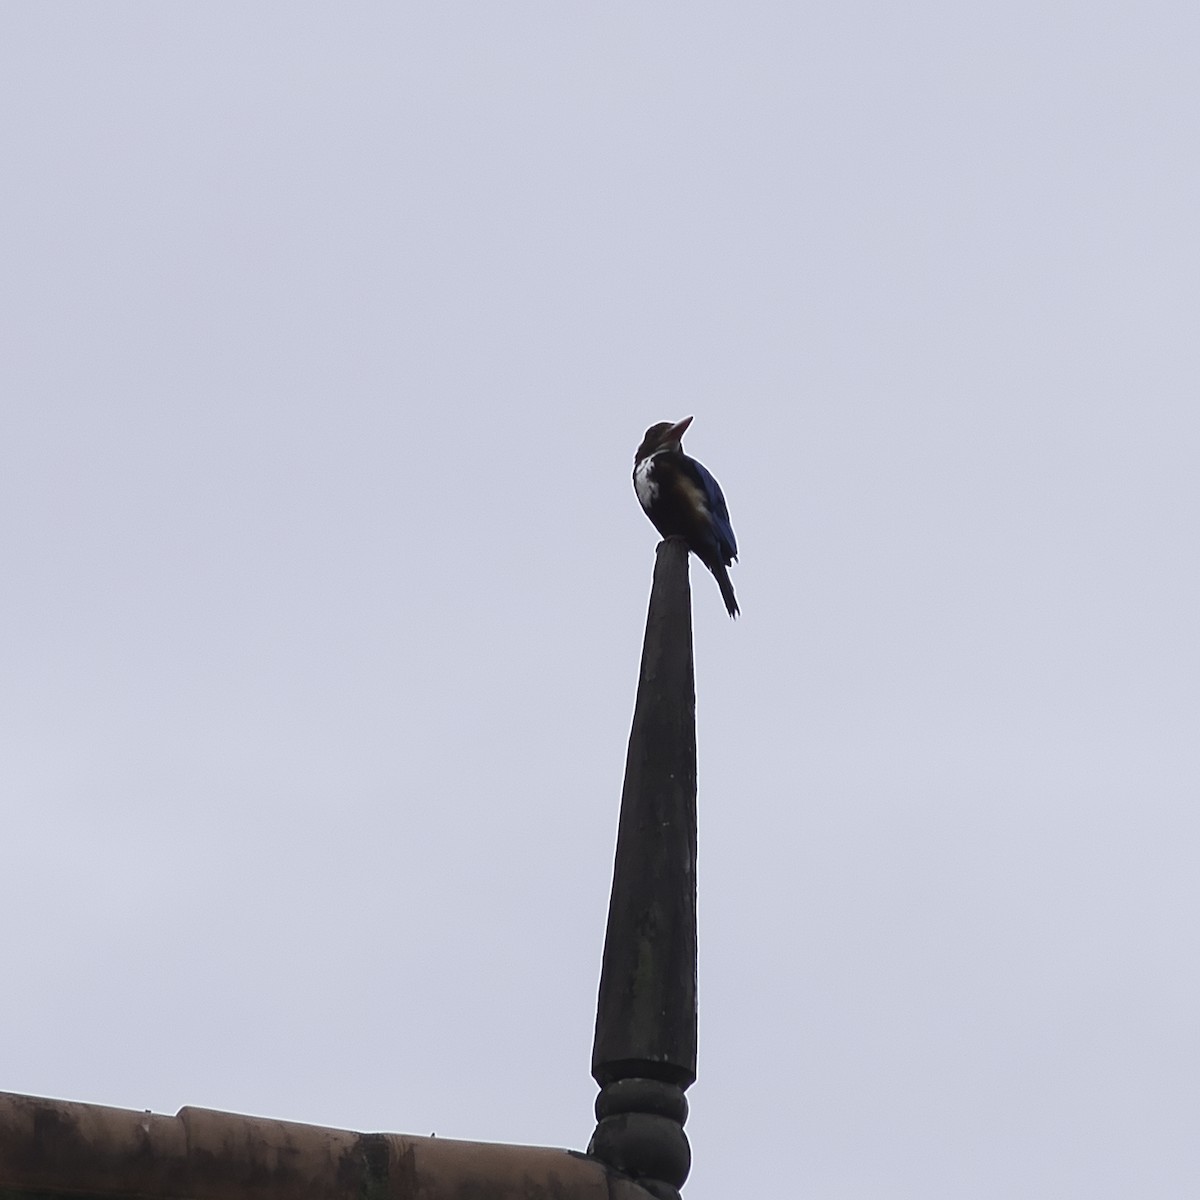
{"left": 3, "top": 6, "right": 1198, "bottom": 1198}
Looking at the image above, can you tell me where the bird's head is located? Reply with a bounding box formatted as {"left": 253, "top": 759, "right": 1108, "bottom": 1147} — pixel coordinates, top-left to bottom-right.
{"left": 634, "top": 416, "right": 693, "bottom": 464}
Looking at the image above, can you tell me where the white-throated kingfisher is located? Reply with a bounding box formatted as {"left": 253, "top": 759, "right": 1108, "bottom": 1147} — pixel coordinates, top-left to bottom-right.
{"left": 633, "top": 416, "right": 739, "bottom": 618}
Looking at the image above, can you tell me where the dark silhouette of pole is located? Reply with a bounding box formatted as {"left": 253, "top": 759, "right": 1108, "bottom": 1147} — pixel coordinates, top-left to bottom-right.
{"left": 589, "top": 537, "right": 697, "bottom": 1200}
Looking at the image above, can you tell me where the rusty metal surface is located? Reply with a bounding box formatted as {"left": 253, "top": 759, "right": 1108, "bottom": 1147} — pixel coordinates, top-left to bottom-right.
{"left": 0, "top": 1091, "right": 650, "bottom": 1200}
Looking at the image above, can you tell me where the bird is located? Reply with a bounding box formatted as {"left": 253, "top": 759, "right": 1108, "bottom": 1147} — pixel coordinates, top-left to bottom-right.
{"left": 633, "top": 416, "right": 739, "bottom": 618}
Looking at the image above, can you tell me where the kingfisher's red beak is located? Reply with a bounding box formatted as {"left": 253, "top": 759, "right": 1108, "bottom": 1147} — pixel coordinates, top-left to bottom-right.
{"left": 666, "top": 416, "right": 693, "bottom": 443}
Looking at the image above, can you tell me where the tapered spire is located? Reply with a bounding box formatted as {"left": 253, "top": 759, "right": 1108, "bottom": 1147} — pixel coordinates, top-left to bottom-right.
{"left": 589, "top": 537, "right": 698, "bottom": 1200}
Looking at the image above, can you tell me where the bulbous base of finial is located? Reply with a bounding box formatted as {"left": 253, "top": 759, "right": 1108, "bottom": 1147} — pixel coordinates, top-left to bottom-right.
{"left": 587, "top": 1077, "right": 690, "bottom": 1198}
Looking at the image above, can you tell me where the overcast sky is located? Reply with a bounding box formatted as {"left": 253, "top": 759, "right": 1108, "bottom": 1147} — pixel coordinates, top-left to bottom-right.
{"left": 3, "top": 6, "right": 1198, "bottom": 1198}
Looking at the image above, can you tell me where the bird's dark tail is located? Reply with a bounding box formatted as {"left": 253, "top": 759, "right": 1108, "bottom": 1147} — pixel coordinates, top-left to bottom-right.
{"left": 711, "top": 561, "right": 739, "bottom": 619}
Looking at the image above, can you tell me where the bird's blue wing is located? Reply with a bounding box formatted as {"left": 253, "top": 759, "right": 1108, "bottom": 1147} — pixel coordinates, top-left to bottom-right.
{"left": 689, "top": 459, "right": 738, "bottom": 562}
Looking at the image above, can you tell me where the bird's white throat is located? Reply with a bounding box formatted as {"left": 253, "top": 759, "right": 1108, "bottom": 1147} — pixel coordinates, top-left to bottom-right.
{"left": 633, "top": 454, "right": 660, "bottom": 509}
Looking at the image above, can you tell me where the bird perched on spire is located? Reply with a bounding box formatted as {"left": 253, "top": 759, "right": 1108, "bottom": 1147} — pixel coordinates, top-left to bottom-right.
{"left": 633, "top": 416, "right": 739, "bottom": 618}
